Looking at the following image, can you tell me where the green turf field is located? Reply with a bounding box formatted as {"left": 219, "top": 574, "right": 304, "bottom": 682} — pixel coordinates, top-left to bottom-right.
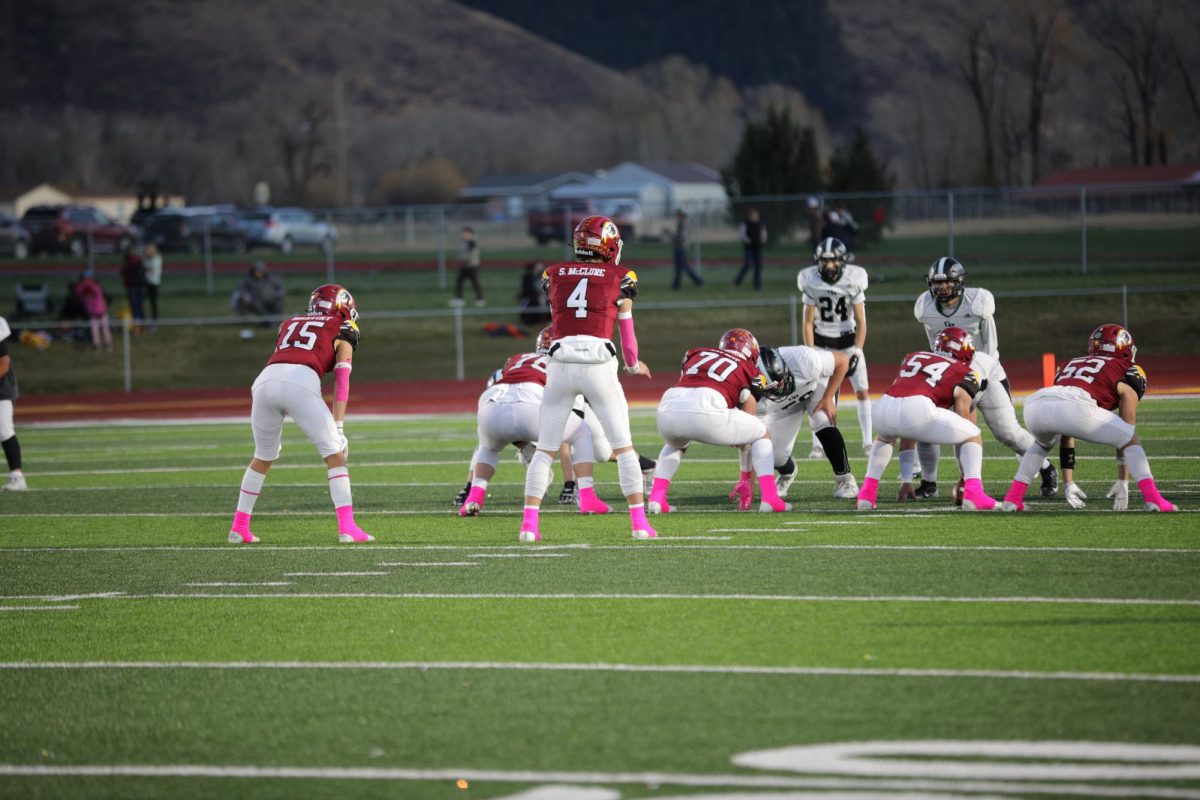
{"left": 0, "top": 400, "right": 1197, "bottom": 799}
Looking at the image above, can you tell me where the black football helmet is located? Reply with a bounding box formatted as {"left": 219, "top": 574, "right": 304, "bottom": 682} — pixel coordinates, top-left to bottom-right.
{"left": 927, "top": 257, "right": 965, "bottom": 304}
{"left": 814, "top": 237, "right": 848, "bottom": 283}
{"left": 758, "top": 346, "right": 796, "bottom": 400}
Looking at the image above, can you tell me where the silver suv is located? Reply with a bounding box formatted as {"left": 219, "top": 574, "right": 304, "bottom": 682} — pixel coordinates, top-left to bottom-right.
{"left": 237, "top": 208, "right": 337, "bottom": 254}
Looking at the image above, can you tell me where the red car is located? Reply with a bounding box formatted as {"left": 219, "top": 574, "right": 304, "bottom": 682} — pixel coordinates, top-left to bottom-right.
{"left": 21, "top": 205, "right": 139, "bottom": 256}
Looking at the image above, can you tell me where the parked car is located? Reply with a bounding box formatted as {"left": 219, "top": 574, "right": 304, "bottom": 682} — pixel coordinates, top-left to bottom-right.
{"left": 21, "top": 205, "right": 139, "bottom": 256}
{"left": 236, "top": 208, "right": 337, "bottom": 254}
{"left": 0, "top": 212, "right": 31, "bottom": 259}
{"left": 142, "top": 207, "right": 247, "bottom": 254}
{"left": 527, "top": 199, "right": 643, "bottom": 244}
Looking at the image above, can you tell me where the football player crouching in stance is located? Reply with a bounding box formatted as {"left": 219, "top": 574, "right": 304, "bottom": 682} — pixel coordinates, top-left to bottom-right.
{"left": 229, "top": 284, "right": 372, "bottom": 543}
{"left": 857, "top": 327, "right": 997, "bottom": 511}
{"left": 647, "top": 328, "right": 791, "bottom": 514}
{"left": 1000, "top": 324, "right": 1177, "bottom": 513}
{"left": 460, "top": 327, "right": 615, "bottom": 517}
{"left": 518, "top": 216, "right": 653, "bottom": 543}
{"left": 731, "top": 343, "right": 859, "bottom": 508}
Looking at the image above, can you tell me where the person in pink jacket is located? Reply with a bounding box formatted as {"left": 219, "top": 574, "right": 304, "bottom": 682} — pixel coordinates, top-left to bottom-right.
{"left": 74, "top": 270, "right": 113, "bottom": 352}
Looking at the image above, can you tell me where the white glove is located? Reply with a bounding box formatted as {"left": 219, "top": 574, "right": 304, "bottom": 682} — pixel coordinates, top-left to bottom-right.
{"left": 1064, "top": 481, "right": 1087, "bottom": 509}
{"left": 336, "top": 422, "right": 348, "bottom": 458}
{"left": 1106, "top": 480, "right": 1129, "bottom": 511}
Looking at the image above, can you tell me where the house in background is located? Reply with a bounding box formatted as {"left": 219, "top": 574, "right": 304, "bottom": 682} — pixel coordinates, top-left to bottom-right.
{"left": 549, "top": 162, "right": 728, "bottom": 219}
{"left": 0, "top": 184, "right": 185, "bottom": 221}
{"left": 459, "top": 171, "right": 591, "bottom": 220}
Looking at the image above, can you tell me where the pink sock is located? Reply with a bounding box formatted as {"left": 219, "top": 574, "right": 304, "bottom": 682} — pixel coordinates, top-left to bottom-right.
{"left": 1138, "top": 478, "right": 1176, "bottom": 510}
{"left": 858, "top": 477, "right": 879, "bottom": 504}
{"left": 521, "top": 506, "right": 540, "bottom": 532}
{"left": 649, "top": 477, "right": 671, "bottom": 505}
{"left": 963, "top": 478, "right": 996, "bottom": 510}
{"left": 578, "top": 487, "right": 610, "bottom": 514}
{"left": 465, "top": 486, "right": 486, "bottom": 507}
{"left": 336, "top": 506, "right": 369, "bottom": 541}
{"left": 231, "top": 510, "right": 252, "bottom": 534}
{"left": 1004, "top": 480, "right": 1029, "bottom": 509}
{"left": 758, "top": 475, "right": 787, "bottom": 511}
{"left": 630, "top": 504, "right": 651, "bottom": 530}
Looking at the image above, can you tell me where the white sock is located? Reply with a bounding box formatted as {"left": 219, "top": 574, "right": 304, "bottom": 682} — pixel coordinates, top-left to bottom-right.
{"left": 866, "top": 440, "right": 894, "bottom": 481}
{"left": 958, "top": 442, "right": 983, "bottom": 481}
{"left": 237, "top": 468, "right": 265, "bottom": 514}
{"left": 654, "top": 445, "right": 684, "bottom": 481}
{"left": 577, "top": 476, "right": 594, "bottom": 491}
{"left": 616, "top": 450, "right": 642, "bottom": 498}
{"left": 327, "top": 466, "right": 352, "bottom": 508}
{"left": 471, "top": 477, "right": 489, "bottom": 490}
{"left": 750, "top": 438, "right": 775, "bottom": 478}
{"left": 918, "top": 441, "right": 940, "bottom": 483}
{"left": 898, "top": 449, "right": 915, "bottom": 483}
{"left": 1015, "top": 444, "right": 1048, "bottom": 484}
{"left": 523, "top": 451, "right": 553, "bottom": 501}
{"left": 857, "top": 397, "right": 872, "bottom": 442}
{"left": 1125, "top": 445, "right": 1152, "bottom": 482}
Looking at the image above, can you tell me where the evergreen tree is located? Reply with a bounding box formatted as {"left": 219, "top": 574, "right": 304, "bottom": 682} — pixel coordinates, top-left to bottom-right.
{"left": 722, "top": 105, "right": 823, "bottom": 242}
{"left": 826, "top": 128, "right": 895, "bottom": 247}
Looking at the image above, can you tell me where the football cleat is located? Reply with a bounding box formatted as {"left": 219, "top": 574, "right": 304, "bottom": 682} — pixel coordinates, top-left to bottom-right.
{"left": 1144, "top": 500, "right": 1179, "bottom": 513}
{"left": 758, "top": 500, "right": 792, "bottom": 513}
{"left": 647, "top": 500, "right": 674, "bottom": 514}
{"left": 775, "top": 457, "right": 797, "bottom": 496}
{"left": 915, "top": 480, "right": 938, "bottom": 499}
{"left": 3, "top": 473, "right": 28, "bottom": 491}
{"left": 1039, "top": 463, "right": 1059, "bottom": 497}
{"left": 856, "top": 499, "right": 876, "bottom": 511}
{"left": 962, "top": 497, "right": 997, "bottom": 511}
{"left": 228, "top": 530, "right": 259, "bottom": 544}
{"left": 999, "top": 500, "right": 1025, "bottom": 512}
{"left": 578, "top": 493, "right": 611, "bottom": 515}
{"left": 631, "top": 527, "right": 657, "bottom": 540}
{"left": 459, "top": 501, "right": 482, "bottom": 517}
{"left": 833, "top": 474, "right": 859, "bottom": 499}
{"left": 897, "top": 483, "right": 917, "bottom": 502}
{"left": 518, "top": 529, "right": 542, "bottom": 543}
{"left": 338, "top": 528, "right": 374, "bottom": 543}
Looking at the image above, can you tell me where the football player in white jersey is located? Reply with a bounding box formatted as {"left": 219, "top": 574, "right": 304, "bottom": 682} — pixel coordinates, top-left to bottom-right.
{"left": 800, "top": 238, "right": 872, "bottom": 455}
{"left": 729, "top": 343, "right": 858, "bottom": 505}
{"left": 911, "top": 257, "right": 1057, "bottom": 500}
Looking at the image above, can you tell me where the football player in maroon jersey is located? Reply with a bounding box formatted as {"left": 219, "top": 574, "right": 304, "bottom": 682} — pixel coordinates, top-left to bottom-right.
{"left": 857, "top": 327, "right": 997, "bottom": 511}
{"left": 228, "top": 284, "right": 373, "bottom": 543}
{"left": 518, "top": 216, "right": 653, "bottom": 542}
{"left": 460, "top": 328, "right": 614, "bottom": 517}
{"left": 647, "top": 328, "right": 791, "bottom": 514}
{"left": 1001, "top": 324, "right": 1176, "bottom": 512}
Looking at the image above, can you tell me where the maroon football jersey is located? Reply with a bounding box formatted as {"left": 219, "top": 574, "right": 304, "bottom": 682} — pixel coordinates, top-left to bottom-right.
{"left": 675, "top": 347, "right": 763, "bottom": 408}
{"left": 267, "top": 313, "right": 356, "bottom": 377}
{"left": 497, "top": 352, "right": 549, "bottom": 387}
{"left": 1055, "top": 354, "right": 1129, "bottom": 411}
{"left": 886, "top": 351, "right": 975, "bottom": 408}
{"left": 544, "top": 261, "right": 633, "bottom": 340}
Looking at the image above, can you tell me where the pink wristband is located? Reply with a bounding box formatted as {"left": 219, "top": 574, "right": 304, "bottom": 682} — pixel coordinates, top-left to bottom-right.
{"left": 334, "top": 362, "right": 351, "bottom": 402}
{"left": 618, "top": 314, "right": 638, "bottom": 369}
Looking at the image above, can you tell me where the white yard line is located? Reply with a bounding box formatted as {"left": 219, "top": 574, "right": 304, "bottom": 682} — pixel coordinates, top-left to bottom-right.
{"left": 375, "top": 562, "right": 480, "bottom": 567}
{"left": 1, "top": 544, "right": 1196, "bottom": 554}
{"left": 467, "top": 553, "right": 573, "bottom": 559}
{"left": 185, "top": 582, "right": 293, "bottom": 587}
{"left": 2, "top": 591, "right": 1197, "bottom": 606}
{"left": 282, "top": 572, "right": 389, "bottom": 577}
{"left": 0, "top": 605, "right": 78, "bottom": 612}
{"left": 1, "top": 660, "right": 1199, "bottom": 686}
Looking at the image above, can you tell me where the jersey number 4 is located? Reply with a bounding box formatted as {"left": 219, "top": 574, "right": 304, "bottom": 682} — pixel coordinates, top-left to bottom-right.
{"left": 278, "top": 320, "right": 324, "bottom": 351}
{"left": 818, "top": 296, "right": 849, "bottom": 323}
{"left": 567, "top": 279, "right": 589, "bottom": 318}
{"left": 899, "top": 353, "right": 951, "bottom": 386}
{"left": 686, "top": 351, "right": 739, "bottom": 382}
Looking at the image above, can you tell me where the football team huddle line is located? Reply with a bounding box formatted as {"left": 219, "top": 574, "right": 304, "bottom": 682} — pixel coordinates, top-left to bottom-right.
{"left": 226, "top": 216, "right": 1178, "bottom": 545}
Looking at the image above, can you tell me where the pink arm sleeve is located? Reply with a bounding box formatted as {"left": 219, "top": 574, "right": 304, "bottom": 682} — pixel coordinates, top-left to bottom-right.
{"left": 618, "top": 313, "right": 638, "bottom": 369}
{"left": 334, "top": 362, "right": 352, "bottom": 402}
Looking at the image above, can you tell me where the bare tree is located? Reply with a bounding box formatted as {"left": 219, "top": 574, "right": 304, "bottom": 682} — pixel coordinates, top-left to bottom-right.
{"left": 1089, "top": 0, "right": 1167, "bottom": 165}
{"left": 961, "top": 21, "right": 1001, "bottom": 185}
{"left": 1012, "top": 0, "right": 1072, "bottom": 183}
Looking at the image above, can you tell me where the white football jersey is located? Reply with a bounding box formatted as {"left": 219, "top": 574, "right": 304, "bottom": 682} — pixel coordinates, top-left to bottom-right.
{"left": 914, "top": 286, "right": 998, "bottom": 357}
{"left": 798, "top": 264, "right": 868, "bottom": 338}
{"left": 761, "top": 345, "right": 835, "bottom": 414}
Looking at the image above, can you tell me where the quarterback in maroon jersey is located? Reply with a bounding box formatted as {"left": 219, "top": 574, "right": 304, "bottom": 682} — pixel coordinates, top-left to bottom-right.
{"left": 1001, "top": 324, "right": 1176, "bottom": 512}
{"left": 228, "top": 284, "right": 372, "bottom": 543}
{"left": 518, "top": 215, "right": 653, "bottom": 542}
{"left": 647, "top": 328, "right": 791, "bottom": 514}
{"left": 459, "top": 328, "right": 615, "bottom": 517}
{"left": 857, "top": 327, "right": 997, "bottom": 511}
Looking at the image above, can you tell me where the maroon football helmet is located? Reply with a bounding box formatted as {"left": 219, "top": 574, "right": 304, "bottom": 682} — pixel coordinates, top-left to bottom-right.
{"left": 718, "top": 328, "right": 760, "bottom": 363}
{"left": 573, "top": 215, "right": 623, "bottom": 264}
{"left": 1087, "top": 324, "right": 1136, "bottom": 363}
{"left": 535, "top": 327, "right": 554, "bottom": 355}
{"left": 308, "top": 284, "right": 358, "bottom": 322}
{"left": 933, "top": 326, "right": 976, "bottom": 363}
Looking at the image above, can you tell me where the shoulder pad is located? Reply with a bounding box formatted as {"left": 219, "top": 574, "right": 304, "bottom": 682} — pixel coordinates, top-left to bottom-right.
{"left": 957, "top": 368, "right": 983, "bottom": 398}
{"left": 1123, "top": 364, "right": 1147, "bottom": 400}
{"left": 619, "top": 270, "right": 638, "bottom": 300}
{"left": 336, "top": 319, "right": 361, "bottom": 350}
{"left": 540, "top": 268, "right": 551, "bottom": 294}
{"left": 971, "top": 289, "right": 995, "bottom": 316}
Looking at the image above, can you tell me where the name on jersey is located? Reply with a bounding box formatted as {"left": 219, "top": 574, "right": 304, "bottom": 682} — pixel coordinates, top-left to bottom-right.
{"left": 564, "top": 266, "right": 607, "bottom": 277}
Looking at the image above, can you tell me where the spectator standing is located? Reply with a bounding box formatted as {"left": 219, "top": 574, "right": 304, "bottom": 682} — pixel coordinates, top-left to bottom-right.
{"left": 143, "top": 242, "right": 163, "bottom": 324}
{"left": 0, "top": 315, "right": 26, "bottom": 490}
{"left": 517, "top": 261, "right": 551, "bottom": 326}
{"left": 451, "top": 226, "right": 484, "bottom": 308}
{"left": 121, "top": 247, "right": 147, "bottom": 323}
{"left": 733, "top": 207, "right": 767, "bottom": 290}
{"left": 232, "top": 261, "right": 286, "bottom": 335}
{"left": 74, "top": 270, "right": 113, "bottom": 352}
{"left": 671, "top": 209, "right": 703, "bottom": 289}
